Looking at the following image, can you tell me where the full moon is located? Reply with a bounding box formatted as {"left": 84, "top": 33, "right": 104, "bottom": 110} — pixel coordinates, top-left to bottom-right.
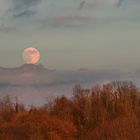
{"left": 23, "top": 48, "right": 40, "bottom": 64}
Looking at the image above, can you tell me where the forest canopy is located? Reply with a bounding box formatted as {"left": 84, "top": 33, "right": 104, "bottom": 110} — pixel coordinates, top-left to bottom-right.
{"left": 0, "top": 81, "right": 140, "bottom": 140}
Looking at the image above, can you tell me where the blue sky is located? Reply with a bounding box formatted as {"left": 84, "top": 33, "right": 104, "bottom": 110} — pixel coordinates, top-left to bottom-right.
{"left": 0, "top": 0, "right": 140, "bottom": 70}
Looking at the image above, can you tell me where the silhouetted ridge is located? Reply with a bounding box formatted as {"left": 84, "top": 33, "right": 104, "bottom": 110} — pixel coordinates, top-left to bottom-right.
{"left": 19, "top": 64, "right": 47, "bottom": 73}
{"left": 0, "top": 64, "right": 50, "bottom": 74}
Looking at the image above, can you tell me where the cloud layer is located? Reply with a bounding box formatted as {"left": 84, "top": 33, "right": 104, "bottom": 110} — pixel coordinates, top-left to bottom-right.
{"left": 0, "top": 0, "right": 128, "bottom": 25}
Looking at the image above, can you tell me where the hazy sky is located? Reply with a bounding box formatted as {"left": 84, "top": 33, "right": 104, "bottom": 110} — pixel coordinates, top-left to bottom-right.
{"left": 0, "top": 0, "right": 140, "bottom": 70}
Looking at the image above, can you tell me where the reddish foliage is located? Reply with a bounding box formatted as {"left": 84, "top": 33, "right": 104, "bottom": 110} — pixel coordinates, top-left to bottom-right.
{"left": 0, "top": 81, "right": 140, "bottom": 140}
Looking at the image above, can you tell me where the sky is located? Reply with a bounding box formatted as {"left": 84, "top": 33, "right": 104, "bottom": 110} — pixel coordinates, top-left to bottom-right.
{"left": 0, "top": 0, "right": 140, "bottom": 70}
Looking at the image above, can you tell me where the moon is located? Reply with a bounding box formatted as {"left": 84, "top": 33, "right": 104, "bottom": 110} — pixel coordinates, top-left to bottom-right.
{"left": 23, "top": 48, "right": 40, "bottom": 64}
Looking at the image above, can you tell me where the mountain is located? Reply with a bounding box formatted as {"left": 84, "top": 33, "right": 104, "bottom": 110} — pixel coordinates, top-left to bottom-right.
{"left": 0, "top": 64, "right": 49, "bottom": 74}
{"left": 0, "top": 64, "right": 138, "bottom": 107}
{"left": 0, "top": 64, "right": 55, "bottom": 85}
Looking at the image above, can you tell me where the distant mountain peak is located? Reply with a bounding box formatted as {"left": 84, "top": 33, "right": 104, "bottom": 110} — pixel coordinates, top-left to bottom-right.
{"left": 17, "top": 63, "right": 49, "bottom": 74}
{"left": 0, "top": 64, "right": 50, "bottom": 75}
{"left": 21, "top": 63, "right": 46, "bottom": 69}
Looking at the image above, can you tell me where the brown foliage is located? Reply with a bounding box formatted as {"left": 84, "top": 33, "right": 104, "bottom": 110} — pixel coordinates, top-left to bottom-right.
{"left": 0, "top": 81, "right": 140, "bottom": 140}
